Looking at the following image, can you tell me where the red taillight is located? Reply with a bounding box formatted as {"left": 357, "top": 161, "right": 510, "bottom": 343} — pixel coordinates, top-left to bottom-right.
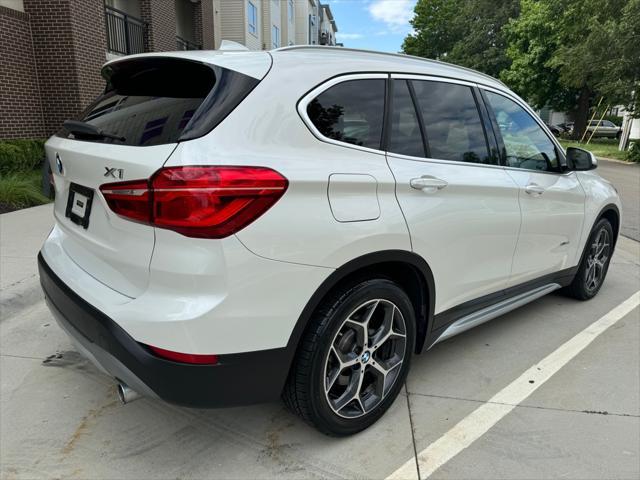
{"left": 100, "top": 180, "right": 151, "bottom": 223}
{"left": 100, "top": 166, "right": 288, "bottom": 238}
{"left": 146, "top": 345, "right": 219, "bottom": 365}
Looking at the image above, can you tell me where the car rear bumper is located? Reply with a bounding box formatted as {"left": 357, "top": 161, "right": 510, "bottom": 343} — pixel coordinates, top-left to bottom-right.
{"left": 39, "top": 252, "right": 291, "bottom": 408}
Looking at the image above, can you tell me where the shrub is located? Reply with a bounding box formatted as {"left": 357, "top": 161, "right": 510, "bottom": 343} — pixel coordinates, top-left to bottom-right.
{"left": 601, "top": 115, "right": 624, "bottom": 126}
{"left": 0, "top": 171, "right": 49, "bottom": 209}
{"left": 0, "top": 139, "right": 46, "bottom": 175}
{"left": 626, "top": 141, "right": 640, "bottom": 163}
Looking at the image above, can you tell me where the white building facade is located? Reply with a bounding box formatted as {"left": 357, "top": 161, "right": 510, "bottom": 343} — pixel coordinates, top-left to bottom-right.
{"left": 215, "top": 0, "right": 336, "bottom": 51}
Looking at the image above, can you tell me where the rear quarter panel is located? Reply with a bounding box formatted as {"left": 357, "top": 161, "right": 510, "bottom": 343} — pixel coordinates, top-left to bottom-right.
{"left": 164, "top": 55, "right": 411, "bottom": 268}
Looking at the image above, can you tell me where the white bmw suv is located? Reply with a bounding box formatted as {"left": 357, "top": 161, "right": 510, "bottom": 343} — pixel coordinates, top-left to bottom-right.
{"left": 39, "top": 46, "right": 621, "bottom": 436}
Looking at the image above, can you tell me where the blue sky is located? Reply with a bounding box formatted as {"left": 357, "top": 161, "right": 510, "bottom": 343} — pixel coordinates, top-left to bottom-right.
{"left": 326, "top": 0, "right": 417, "bottom": 53}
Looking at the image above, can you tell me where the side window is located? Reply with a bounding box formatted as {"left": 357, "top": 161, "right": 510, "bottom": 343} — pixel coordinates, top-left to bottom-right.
{"left": 484, "top": 91, "right": 560, "bottom": 172}
{"left": 388, "top": 80, "right": 425, "bottom": 158}
{"left": 307, "top": 79, "right": 385, "bottom": 150}
{"left": 411, "top": 80, "right": 493, "bottom": 164}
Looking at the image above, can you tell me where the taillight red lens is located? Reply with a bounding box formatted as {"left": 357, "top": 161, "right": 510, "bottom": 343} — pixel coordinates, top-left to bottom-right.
{"left": 100, "top": 180, "right": 151, "bottom": 223}
{"left": 146, "top": 345, "right": 219, "bottom": 365}
{"left": 100, "top": 166, "right": 288, "bottom": 238}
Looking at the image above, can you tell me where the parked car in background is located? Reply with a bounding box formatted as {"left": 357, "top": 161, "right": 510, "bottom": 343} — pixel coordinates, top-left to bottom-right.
{"left": 39, "top": 46, "right": 621, "bottom": 436}
{"left": 559, "top": 122, "right": 574, "bottom": 135}
{"left": 587, "top": 120, "right": 622, "bottom": 139}
{"left": 545, "top": 123, "right": 561, "bottom": 137}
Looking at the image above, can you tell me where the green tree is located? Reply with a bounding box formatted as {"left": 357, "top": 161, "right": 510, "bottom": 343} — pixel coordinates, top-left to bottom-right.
{"left": 594, "top": 0, "right": 640, "bottom": 116}
{"left": 502, "top": 0, "right": 636, "bottom": 139}
{"left": 403, "top": 0, "right": 519, "bottom": 79}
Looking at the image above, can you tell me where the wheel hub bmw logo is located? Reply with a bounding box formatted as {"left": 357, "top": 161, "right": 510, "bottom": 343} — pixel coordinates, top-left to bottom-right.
{"left": 55, "top": 153, "right": 63, "bottom": 175}
{"left": 361, "top": 351, "right": 371, "bottom": 363}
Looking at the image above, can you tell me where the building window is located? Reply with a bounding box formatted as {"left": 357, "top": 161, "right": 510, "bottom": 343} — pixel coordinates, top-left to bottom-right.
{"left": 248, "top": 1, "right": 258, "bottom": 36}
{"left": 272, "top": 25, "right": 280, "bottom": 48}
{"left": 288, "top": 0, "right": 294, "bottom": 22}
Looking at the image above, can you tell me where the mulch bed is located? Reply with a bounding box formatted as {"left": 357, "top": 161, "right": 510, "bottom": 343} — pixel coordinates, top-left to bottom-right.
{"left": 0, "top": 202, "right": 18, "bottom": 214}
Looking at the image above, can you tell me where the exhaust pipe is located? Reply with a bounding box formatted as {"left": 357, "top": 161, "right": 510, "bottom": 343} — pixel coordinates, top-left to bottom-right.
{"left": 117, "top": 383, "right": 141, "bottom": 404}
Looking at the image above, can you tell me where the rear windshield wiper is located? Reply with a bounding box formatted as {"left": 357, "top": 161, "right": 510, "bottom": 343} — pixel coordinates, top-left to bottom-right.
{"left": 63, "top": 120, "right": 126, "bottom": 142}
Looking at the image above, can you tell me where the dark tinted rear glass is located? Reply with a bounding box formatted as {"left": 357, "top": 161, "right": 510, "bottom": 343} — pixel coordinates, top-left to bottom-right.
{"left": 307, "top": 79, "right": 385, "bottom": 150}
{"left": 412, "top": 80, "right": 492, "bottom": 164}
{"left": 388, "top": 80, "right": 425, "bottom": 158}
{"left": 58, "top": 58, "right": 259, "bottom": 146}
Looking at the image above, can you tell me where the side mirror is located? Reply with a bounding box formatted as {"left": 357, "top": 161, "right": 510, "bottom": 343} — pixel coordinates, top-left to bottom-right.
{"left": 566, "top": 147, "right": 597, "bottom": 171}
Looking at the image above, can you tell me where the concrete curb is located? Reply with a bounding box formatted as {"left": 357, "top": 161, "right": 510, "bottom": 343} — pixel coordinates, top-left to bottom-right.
{"left": 0, "top": 276, "right": 44, "bottom": 321}
{"left": 598, "top": 156, "right": 637, "bottom": 165}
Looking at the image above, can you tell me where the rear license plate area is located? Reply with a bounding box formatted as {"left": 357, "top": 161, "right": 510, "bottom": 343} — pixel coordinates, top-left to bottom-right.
{"left": 65, "top": 183, "right": 94, "bottom": 229}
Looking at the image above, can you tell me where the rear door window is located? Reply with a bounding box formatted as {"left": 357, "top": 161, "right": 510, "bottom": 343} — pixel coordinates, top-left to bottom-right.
{"left": 411, "top": 80, "right": 493, "bottom": 164}
{"left": 388, "top": 80, "right": 426, "bottom": 158}
{"left": 306, "top": 79, "right": 385, "bottom": 150}
{"left": 58, "top": 57, "right": 259, "bottom": 146}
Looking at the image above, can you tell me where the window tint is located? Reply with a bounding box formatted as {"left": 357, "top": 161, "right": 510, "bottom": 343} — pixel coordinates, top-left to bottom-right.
{"left": 58, "top": 58, "right": 258, "bottom": 146}
{"left": 411, "top": 80, "right": 492, "bottom": 164}
{"left": 388, "top": 80, "right": 425, "bottom": 157}
{"left": 484, "top": 91, "right": 559, "bottom": 172}
{"left": 307, "top": 79, "right": 385, "bottom": 150}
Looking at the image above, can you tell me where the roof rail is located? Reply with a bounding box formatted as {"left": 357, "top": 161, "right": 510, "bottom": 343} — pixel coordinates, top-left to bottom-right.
{"left": 273, "top": 45, "right": 505, "bottom": 87}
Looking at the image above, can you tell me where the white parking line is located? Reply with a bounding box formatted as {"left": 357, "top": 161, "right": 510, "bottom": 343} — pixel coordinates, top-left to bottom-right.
{"left": 388, "top": 291, "right": 640, "bottom": 480}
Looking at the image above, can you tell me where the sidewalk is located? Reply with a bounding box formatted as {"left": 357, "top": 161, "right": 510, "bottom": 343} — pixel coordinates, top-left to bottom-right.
{"left": 0, "top": 204, "right": 53, "bottom": 319}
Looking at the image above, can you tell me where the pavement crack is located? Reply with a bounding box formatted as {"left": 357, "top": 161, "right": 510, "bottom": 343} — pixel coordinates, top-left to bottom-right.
{"left": 404, "top": 383, "right": 422, "bottom": 480}
{"left": 0, "top": 353, "right": 44, "bottom": 361}
{"left": 406, "top": 391, "right": 640, "bottom": 419}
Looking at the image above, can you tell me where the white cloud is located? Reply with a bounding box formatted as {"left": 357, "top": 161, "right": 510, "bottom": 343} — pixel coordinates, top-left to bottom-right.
{"left": 337, "top": 32, "right": 365, "bottom": 40}
{"left": 368, "top": 0, "right": 415, "bottom": 32}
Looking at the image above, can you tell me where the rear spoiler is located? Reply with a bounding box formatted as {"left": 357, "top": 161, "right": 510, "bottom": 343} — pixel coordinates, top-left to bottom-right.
{"left": 104, "top": 50, "right": 272, "bottom": 81}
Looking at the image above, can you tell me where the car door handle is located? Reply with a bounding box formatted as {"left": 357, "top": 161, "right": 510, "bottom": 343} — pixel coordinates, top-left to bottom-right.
{"left": 524, "top": 183, "right": 546, "bottom": 196}
{"left": 410, "top": 176, "right": 448, "bottom": 193}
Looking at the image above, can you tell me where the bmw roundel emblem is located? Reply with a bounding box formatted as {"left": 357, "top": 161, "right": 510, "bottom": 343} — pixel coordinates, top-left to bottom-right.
{"left": 55, "top": 153, "right": 63, "bottom": 175}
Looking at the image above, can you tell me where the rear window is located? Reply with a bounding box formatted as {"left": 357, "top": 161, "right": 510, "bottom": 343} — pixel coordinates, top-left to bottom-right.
{"left": 306, "top": 79, "right": 385, "bottom": 150}
{"left": 58, "top": 58, "right": 259, "bottom": 146}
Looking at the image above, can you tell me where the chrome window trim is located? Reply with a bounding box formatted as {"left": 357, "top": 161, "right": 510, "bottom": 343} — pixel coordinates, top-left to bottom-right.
{"left": 299, "top": 72, "right": 573, "bottom": 178}
{"left": 389, "top": 74, "right": 501, "bottom": 168}
{"left": 386, "top": 151, "right": 506, "bottom": 171}
{"left": 390, "top": 73, "right": 478, "bottom": 89}
{"left": 297, "top": 73, "right": 389, "bottom": 156}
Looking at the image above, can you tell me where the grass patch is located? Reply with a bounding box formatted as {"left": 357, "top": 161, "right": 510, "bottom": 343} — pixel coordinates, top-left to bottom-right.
{"left": 0, "top": 170, "right": 50, "bottom": 213}
{"left": 558, "top": 138, "right": 628, "bottom": 161}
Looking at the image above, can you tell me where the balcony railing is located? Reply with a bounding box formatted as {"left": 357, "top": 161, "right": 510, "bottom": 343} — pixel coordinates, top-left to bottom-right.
{"left": 176, "top": 35, "right": 201, "bottom": 51}
{"left": 105, "top": 5, "right": 147, "bottom": 55}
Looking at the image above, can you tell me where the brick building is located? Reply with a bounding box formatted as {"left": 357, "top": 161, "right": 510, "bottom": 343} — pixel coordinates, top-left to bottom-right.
{"left": 0, "top": 0, "right": 339, "bottom": 140}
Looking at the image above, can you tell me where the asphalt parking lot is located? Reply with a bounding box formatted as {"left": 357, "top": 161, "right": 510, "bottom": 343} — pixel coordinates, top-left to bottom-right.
{"left": 1, "top": 160, "right": 639, "bottom": 479}
{"left": 597, "top": 159, "right": 640, "bottom": 241}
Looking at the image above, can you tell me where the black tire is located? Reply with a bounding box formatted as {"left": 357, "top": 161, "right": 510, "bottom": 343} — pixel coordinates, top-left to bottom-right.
{"left": 616, "top": 131, "right": 622, "bottom": 140}
{"left": 282, "top": 278, "right": 416, "bottom": 436}
{"left": 564, "top": 218, "right": 614, "bottom": 300}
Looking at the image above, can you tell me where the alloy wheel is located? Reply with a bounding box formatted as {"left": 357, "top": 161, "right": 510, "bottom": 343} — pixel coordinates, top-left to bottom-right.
{"left": 323, "top": 299, "right": 407, "bottom": 419}
{"left": 584, "top": 227, "right": 611, "bottom": 294}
